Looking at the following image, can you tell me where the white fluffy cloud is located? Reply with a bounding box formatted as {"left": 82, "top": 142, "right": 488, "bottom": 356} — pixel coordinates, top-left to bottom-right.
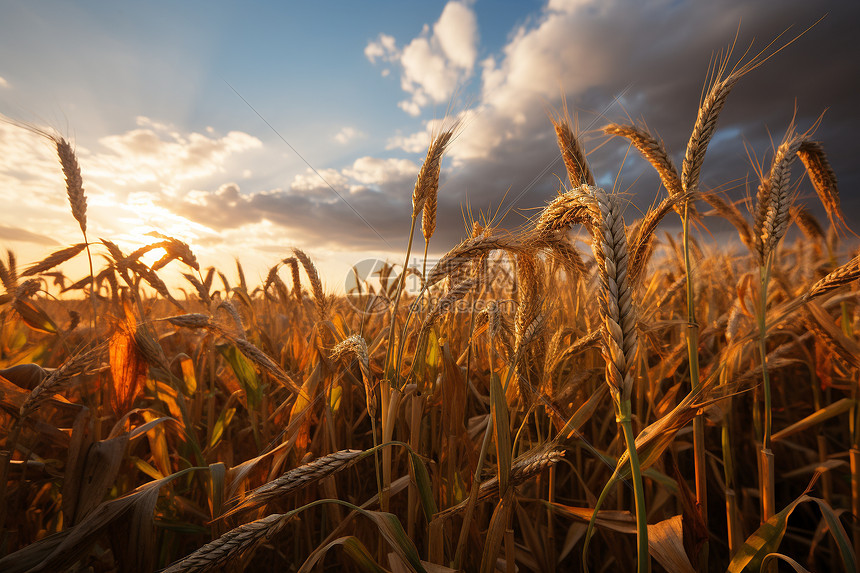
{"left": 282, "top": 157, "right": 417, "bottom": 199}
{"left": 434, "top": 1, "right": 479, "bottom": 70}
{"left": 333, "top": 126, "right": 364, "bottom": 144}
{"left": 366, "top": 1, "right": 479, "bottom": 116}
{"left": 390, "top": 2, "right": 626, "bottom": 162}
{"left": 343, "top": 156, "right": 417, "bottom": 186}
{"left": 290, "top": 168, "right": 351, "bottom": 196}
{"left": 364, "top": 33, "right": 398, "bottom": 64}
{"left": 88, "top": 117, "right": 262, "bottom": 188}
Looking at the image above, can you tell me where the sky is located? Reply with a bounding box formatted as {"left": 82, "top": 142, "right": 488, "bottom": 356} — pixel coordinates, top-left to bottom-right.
{"left": 1, "top": 0, "right": 858, "bottom": 294}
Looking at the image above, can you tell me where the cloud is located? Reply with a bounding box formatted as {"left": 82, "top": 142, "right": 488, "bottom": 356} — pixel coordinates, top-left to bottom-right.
{"left": 0, "top": 115, "right": 271, "bottom": 285}
{"left": 365, "top": 33, "right": 398, "bottom": 64}
{"left": 366, "top": 1, "right": 479, "bottom": 116}
{"left": 343, "top": 157, "right": 417, "bottom": 186}
{"left": 290, "top": 168, "right": 351, "bottom": 196}
{"left": 0, "top": 76, "right": 8, "bottom": 89}
{"left": 434, "top": 1, "right": 479, "bottom": 71}
{"left": 88, "top": 118, "right": 262, "bottom": 189}
{"left": 380, "top": 0, "right": 860, "bottom": 248}
{"left": 0, "top": 225, "right": 60, "bottom": 246}
{"left": 168, "top": 154, "right": 421, "bottom": 250}
{"left": 333, "top": 126, "right": 364, "bottom": 144}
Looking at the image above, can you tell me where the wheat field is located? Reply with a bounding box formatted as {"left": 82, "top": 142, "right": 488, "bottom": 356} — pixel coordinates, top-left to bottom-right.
{"left": 0, "top": 41, "right": 859, "bottom": 573}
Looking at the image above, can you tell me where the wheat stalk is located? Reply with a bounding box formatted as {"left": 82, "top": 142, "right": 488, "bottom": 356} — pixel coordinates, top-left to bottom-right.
{"left": 552, "top": 111, "right": 594, "bottom": 186}
{"left": 803, "top": 253, "right": 860, "bottom": 302}
{"left": 702, "top": 192, "right": 755, "bottom": 252}
{"left": 222, "top": 449, "right": 364, "bottom": 518}
{"left": 797, "top": 140, "right": 843, "bottom": 228}
{"left": 604, "top": 123, "right": 686, "bottom": 214}
{"left": 754, "top": 129, "right": 804, "bottom": 263}
{"left": 293, "top": 249, "right": 328, "bottom": 321}
{"left": 332, "top": 335, "right": 377, "bottom": 419}
{"left": 163, "top": 513, "right": 290, "bottom": 573}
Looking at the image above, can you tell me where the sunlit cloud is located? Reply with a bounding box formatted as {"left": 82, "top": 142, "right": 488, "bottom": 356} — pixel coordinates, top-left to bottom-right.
{"left": 342, "top": 157, "right": 417, "bottom": 186}
{"left": 290, "top": 168, "right": 351, "bottom": 196}
{"left": 366, "top": 1, "right": 479, "bottom": 116}
{"left": 168, "top": 154, "right": 421, "bottom": 250}
{"left": 333, "top": 126, "right": 364, "bottom": 144}
{"left": 86, "top": 117, "right": 262, "bottom": 190}
{"left": 364, "top": 33, "right": 398, "bottom": 65}
{"left": 379, "top": 0, "right": 860, "bottom": 245}
{"left": 0, "top": 76, "right": 9, "bottom": 89}
{"left": 0, "top": 225, "right": 59, "bottom": 246}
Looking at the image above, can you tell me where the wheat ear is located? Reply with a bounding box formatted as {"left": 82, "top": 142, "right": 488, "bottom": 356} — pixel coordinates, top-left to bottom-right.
{"left": 414, "top": 127, "right": 457, "bottom": 219}
{"left": 222, "top": 449, "right": 363, "bottom": 518}
{"left": 588, "top": 187, "right": 638, "bottom": 404}
{"left": 552, "top": 111, "right": 594, "bottom": 186}
{"left": 55, "top": 138, "right": 87, "bottom": 235}
{"left": 604, "top": 123, "right": 686, "bottom": 213}
{"left": 293, "top": 249, "right": 328, "bottom": 320}
{"left": 21, "top": 343, "right": 107, "bottom": 418}
{"left": 163, "top": 513, "right": 290, "bottom": 573}
{"left": 753, "top": 128, "right": 804, "bottom": 262}
{"left": 702, "top": 192, "right": 755, "bottom": 252}
{"left": 425, "top": 234, "right": 517, "bottom": 288}
{"left": 332, "top": 335, "right": 377, "bottom": 419}
{"left": 796, "top": 140, "right": 844, "bottom": 228}
{"left": 803, "top": 253, "right": 860, "bottom": 302}
{"left": 790, "top": 206, "right": 825, "bottom": 258}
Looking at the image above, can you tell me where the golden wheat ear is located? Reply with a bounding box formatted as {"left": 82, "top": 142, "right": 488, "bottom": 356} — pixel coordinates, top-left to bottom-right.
{"left": 551, "top": 105, "right": 594, "bottom": 187}
{"left": 293, "top": 248, "right": 329, "bottom": 321}
{"left": 417, "top": 127, "right": 457, "bottom": 240}
{"left": 604, "top": 123, "right": 686, "bottom": 214}
{"left": 795, "top": 139, "right": 850, "bottom": 235}
{"left": 702, "top": 192, "right": 755, "bottom": 252}
{"left": 55, "top": 137, "right": 88, "bottom": 236}
{"left": 753, "top": 126, "right": 804, "bottom": 263}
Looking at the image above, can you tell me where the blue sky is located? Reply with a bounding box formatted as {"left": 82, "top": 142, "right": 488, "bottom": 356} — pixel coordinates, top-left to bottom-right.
{"left": 1, "top": 0, "right": 858, "bottom": 290}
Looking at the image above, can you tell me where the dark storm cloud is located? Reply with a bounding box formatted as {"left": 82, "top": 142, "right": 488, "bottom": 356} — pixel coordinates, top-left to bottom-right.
{"left": 172, "top": 0, "right": 860, "bottom": 256}
{"left": 439, "top": 0, "right": 860, "bottom": 245}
